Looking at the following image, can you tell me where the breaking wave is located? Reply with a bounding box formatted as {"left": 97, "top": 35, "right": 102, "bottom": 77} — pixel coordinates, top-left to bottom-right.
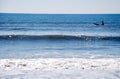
{"left": 0, "top": 35, "right": 120, "bottom": 41}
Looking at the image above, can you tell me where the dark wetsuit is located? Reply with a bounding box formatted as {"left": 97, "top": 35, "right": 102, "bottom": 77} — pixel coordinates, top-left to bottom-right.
{"left": 101, "top": 21, "right": 104, "bottom": 25}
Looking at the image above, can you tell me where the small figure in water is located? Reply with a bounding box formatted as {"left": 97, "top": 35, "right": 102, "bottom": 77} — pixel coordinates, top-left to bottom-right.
{"left": 93, "top": 21, "right": 105, "bottom": 26}
{"left": 101, "top": 20, "right": 104, "bottom": 26}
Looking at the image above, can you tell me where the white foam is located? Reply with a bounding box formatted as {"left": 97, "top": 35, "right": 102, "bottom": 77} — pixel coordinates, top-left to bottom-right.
{"left": 0, "top": 58, "right": 120, "bottom": 70}
{"left": 0, "top": 70, "right": 120, "bottom": 79}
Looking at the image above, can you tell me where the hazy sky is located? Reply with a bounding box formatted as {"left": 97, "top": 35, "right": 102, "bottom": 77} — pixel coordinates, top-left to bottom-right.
{"left": 0, "top": 0, "right": 120, "bottom": 14}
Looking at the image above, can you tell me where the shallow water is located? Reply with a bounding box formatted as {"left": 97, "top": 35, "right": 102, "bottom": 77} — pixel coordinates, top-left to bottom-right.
{"left": 0, "top": 70, "right": 120, "bottom": 79}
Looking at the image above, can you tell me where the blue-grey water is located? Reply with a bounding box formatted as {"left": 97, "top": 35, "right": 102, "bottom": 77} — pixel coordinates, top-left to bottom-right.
{"left": 0, "top": 13, "right": 120, "bottom": 59}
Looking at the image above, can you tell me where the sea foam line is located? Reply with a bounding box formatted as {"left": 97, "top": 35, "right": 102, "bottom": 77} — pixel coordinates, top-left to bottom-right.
{"left": 0, "top": 58, "right": 120, "bottom": 70}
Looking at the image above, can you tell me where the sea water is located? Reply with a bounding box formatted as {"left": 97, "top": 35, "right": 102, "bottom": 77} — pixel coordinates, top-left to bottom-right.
{"left": 0, "top": 13, "right": 120, "bottom": 59}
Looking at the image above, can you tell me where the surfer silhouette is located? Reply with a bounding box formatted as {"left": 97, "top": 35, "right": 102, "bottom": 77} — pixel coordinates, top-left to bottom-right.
{"left": 101, "top": 20, "right": 104, "bottom": 26}
{"left": 93, "top": 20, "right": 104, "bottom": 26}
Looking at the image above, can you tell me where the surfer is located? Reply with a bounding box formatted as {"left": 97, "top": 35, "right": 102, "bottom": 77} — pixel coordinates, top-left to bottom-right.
{"left": 101, "top": 20, "right": 104, "bottom": 26}
{"left": 93, "top": 20, "right": 105, "bottom": 26}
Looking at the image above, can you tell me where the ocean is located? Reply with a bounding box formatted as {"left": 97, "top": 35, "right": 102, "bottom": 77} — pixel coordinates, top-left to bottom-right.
{"left": 0, "top": 13, "right": 120, "bottom": 59}
{"left": 0, "top": 13, "right": 120, "bottom": 79}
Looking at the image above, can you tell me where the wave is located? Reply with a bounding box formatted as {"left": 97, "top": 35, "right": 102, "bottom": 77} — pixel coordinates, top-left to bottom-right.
{"left": 0, "top": 22, "right": 89, "bottom": 24}
{"left": 0, "top": 35, "right": 120, "bottom": 41}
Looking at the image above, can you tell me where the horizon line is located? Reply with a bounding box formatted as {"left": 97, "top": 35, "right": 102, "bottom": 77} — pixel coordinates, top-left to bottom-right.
{"left": 0, "top": 12, "right": 120, "bottom": 15}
